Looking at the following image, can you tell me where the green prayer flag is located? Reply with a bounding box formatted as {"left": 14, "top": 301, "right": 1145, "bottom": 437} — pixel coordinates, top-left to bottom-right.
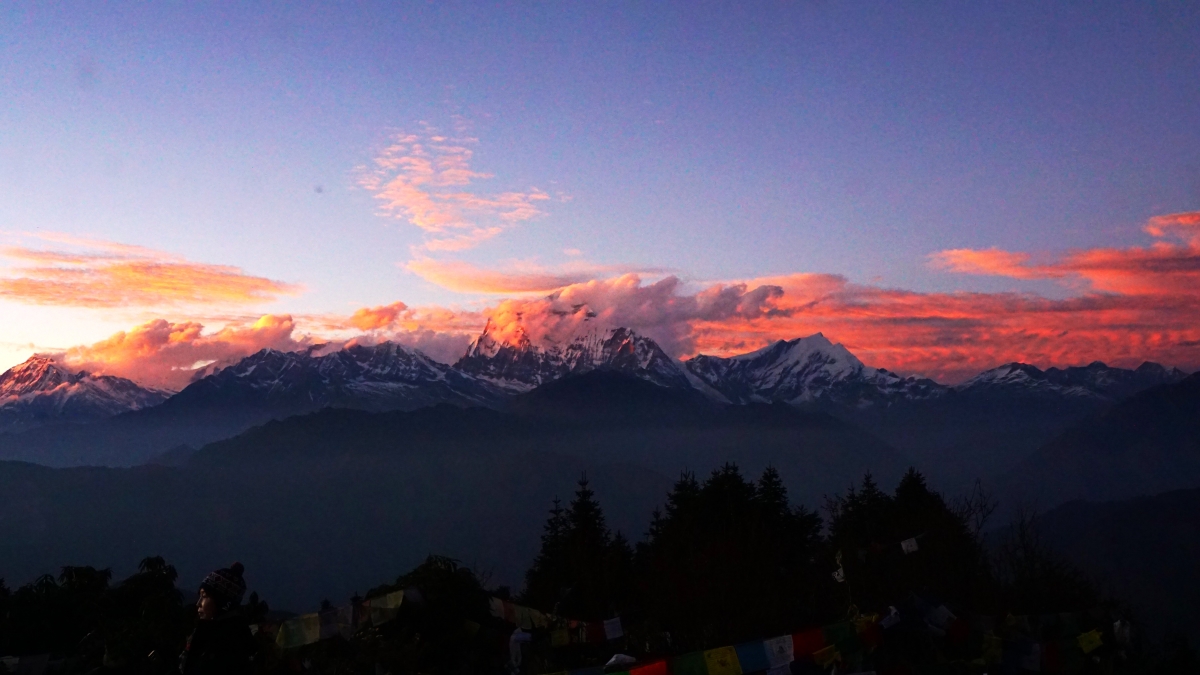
{"left": 672, "top": 651, "right": 708, "bottom": 675}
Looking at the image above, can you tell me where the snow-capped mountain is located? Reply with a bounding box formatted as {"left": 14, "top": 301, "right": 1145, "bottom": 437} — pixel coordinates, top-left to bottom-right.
{"left": 685, "top": 333, "right": 946, "bottom": 407}
{"left": 454, "top": 322, "right": 694, "bottom": 392}
{"left": 955, "top": 361, "right": 1188, "bottom": 401}
{"left": 172, "top": 342, "right": 504, "bottom": 412}
{"left": 0, "top": 356, "right": 169, "bottom": 433}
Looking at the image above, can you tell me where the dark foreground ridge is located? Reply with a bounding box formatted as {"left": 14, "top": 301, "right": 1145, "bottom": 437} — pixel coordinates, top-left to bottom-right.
{"left": 2, "top": 469, "right": 1194, "bottom": 674}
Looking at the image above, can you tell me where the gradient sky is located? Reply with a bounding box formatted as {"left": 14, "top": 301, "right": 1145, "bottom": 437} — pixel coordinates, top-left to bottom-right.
{"left": 2, "top": 2, "right": 1199, "bottom": 386}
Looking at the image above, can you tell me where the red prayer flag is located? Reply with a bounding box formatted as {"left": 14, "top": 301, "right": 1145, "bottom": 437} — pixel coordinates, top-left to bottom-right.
{"left": 792, "top": 628, "right": 826, "bottom": 658}
{"left": 585, "top": 622, "right": 606, "bottom": 643}
{"left": 631, "top": 661, "right": 668, "bottom": 675}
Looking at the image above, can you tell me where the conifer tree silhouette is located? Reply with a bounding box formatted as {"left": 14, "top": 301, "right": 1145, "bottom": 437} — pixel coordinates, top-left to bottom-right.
{"left": 522, "top": 475, "right": 632, "bottom": 620}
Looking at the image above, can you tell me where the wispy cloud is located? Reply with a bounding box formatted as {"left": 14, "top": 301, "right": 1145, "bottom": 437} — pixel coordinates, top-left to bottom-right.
{"left": 929, "top": 211, "right": 1200, "bottom": 296}
{"left": 357, "top": 128, "right": 551, "bottom": 253}
{"left": 0, "top": 234, "right": 300, "bottom": 308}
{"left": 404, "top": 256, "right": 669, "bottom": 294}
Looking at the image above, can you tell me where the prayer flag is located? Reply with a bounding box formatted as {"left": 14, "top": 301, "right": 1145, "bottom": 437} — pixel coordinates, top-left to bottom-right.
{"left": 792, "top": 628, "right": 826, "bottom": 658}
{"left": 276, "top": 614, "right": 320, "bottom": 649}
{"left": 734, "top": 641, "right": 769, "bottom": 674}
{"left": 631, "top": 661, "right": 669, "bottom": 675}
{"left": 832, "top": 567, "right": 845, "bottom": 583}
{"left": 551, "top": 629, "right": 570, "bottom": 647}
{"left": 703, "top": 646, "right": 742, "bottom": 675}
{"left": 585, "top": 622, "right": 606, "bottom": 643}
{"left": 764, "top": 635, "right": 794, "bottom": 667}
{"left": 880, "top": 607, "right": 900, "bottom": 629}
{"left": 672, "top": 652, "right": 708, "bottom": 675}
{"left": 824, "top": 621, "right": 860, "bottom": 655}
{"left": 812, "top": 645, "right": 840, "bottom": 668}
{"left": 901, "top": 538, "right": 919, "bottom": 554}
{"left": 857, "top": 619, "right": 883, "bottom": 649}
{"left": 1077, "top": 630, "right": 1103, "bottom": 654}
{"left": 982, "top": 634, "right": 1002, "bottom": 664}
{"left": 1020, "top": 642, "right": 1041, "bottom": 671}
{"left": 926, "top": 605, "right": 955, "bottom": 629}
{"left": 604, "top": 617, "right": 624, "bottom": 640}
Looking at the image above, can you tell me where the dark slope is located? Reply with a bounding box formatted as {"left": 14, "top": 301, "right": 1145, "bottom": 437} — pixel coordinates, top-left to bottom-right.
{"left": 993, "top": 373, "right": 1200, "bottom": 511}
{"left": 0, "top": 372, "right": 906, "bottom": 609}
{"left": 1029, "top": 488, "right": 1200, "bottom": 642}
{"left": 0, "top": 452, "right": 671, "bottom": 612}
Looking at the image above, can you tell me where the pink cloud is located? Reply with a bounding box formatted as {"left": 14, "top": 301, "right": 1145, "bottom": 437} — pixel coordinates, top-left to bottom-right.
{"left": 0, "top": 234, "right": 300, "bottom": 308}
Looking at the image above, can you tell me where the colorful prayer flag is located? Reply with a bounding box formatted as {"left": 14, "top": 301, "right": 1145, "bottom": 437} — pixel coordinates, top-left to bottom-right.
{"left": 734, "top": 641, "right": 769, "bottom": 674}
{"left": 763, "top": 635, "right": 794, "bottom": 667}
{"left": 812, "top": 645, "right": 840, "bottom": 667}
{"left": 551, "top": 629, "right": 570, "bottom": 647}
{"left": 703, "top": 646, "right": 742, "bottom": 675}
{"left": 792, "top": 627, "right": 826, "bottom": 658}
{"left": 1077, "top": 630, "right": 1103, "bottom": 654}
{"left": 672, "top": 652, "right": 708, "bottom": 675}
{"left": 276, "top": 613, "right": 320, "bottom": 649}
{"left": 631, "top": 661, "right": 668, "bottom": 675}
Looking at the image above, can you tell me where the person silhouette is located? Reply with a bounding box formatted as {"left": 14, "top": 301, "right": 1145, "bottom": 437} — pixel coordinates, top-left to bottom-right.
{"left": 178, "top": 562, "right": 256, "bottom": 675}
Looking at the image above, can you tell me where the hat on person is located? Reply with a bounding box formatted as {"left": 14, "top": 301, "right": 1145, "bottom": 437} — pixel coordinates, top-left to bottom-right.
{"left": 200, "top": 562, "right": 246, "bottom": 610}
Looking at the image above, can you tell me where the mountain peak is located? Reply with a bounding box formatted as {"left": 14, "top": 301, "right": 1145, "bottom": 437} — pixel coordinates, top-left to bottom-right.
{"left": 0, "top": 355, "right": 81, "bottom": 397}
{"left": 455, "top": 324, "right": 691, "bottom": 392}
{"left": 0, "top": 356, "right": 168, "bottom": 433}
{"left": 686, "top": 334, "right": 942, "bottom": 406}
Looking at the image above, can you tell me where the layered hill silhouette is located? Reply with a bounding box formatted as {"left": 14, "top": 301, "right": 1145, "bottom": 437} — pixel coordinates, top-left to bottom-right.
{"left": 1018, "top": 487, "right": 1200, "bottom": 643}
{"left": 0, "top": 371, "right": 906, "bottom": 608}
{"left": 994, "top": 372, "right": 1200, "bottom": 511}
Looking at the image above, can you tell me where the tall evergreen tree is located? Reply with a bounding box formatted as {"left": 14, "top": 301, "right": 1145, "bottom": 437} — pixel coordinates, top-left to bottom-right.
{"left": 637, "top": 464, "right": 823, "bottom": 648}
{"left": 522, "top": 475, "right": 632, "bottom": 620}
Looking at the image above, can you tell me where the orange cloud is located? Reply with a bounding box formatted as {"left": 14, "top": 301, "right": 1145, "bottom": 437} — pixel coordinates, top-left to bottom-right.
{"left": 0, "top": 235, "right": 300, "bottom": 308}
{"left": 58, "top": 315, "right": 311, "bottom": 390}
{"left": 357, "top": 129, "right": 550, "bottom": 252}
{"left": 405, "top": 257, "right": 669, "bottom": 294}
{"left": 928, "top": 211, "right": 1200, "bottom": 297}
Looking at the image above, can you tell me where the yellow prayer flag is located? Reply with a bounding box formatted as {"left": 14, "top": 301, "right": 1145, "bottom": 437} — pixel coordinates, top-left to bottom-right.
{"left": 982, "top": 634, "right": 1003, "bottom": 664}
{"left": 1077, "top": 630, "right": 1103, "bottom": 654}
{"left": 703, "top": 646, "right": 743, "bottom": 675}
{"left": 276, "top": 613, "right": 321, "bottom": 649}
{"left": 812, "top": 645, "right": 840, "bottom": 667}
{"left": 551, "top": 628, "right": 570, "bottom": 647}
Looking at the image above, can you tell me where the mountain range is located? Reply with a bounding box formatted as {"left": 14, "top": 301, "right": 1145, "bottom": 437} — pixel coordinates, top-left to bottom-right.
{"left": 0, "top": 328, "right": 1189, "bottom": 479}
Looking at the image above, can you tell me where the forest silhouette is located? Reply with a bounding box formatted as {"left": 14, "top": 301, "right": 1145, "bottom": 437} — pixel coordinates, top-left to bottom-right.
{"left": 1, "top": 466, "right": 1195, "bottom": 674}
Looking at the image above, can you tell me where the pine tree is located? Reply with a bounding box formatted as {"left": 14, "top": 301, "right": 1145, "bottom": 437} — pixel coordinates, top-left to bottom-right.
{"left": 523, "top": 475, "right": 631, "bottom": 620}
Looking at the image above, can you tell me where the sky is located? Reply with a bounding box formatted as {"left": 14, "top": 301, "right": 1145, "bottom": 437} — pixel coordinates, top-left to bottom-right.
{"left": 1, "top": 2, "right": 1198, "bottom": 388}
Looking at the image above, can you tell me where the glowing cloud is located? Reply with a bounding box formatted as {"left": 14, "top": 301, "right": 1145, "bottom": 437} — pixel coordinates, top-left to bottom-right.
{"left": 358, "top": 129, "right": 550, "bottom": 252}
{"left": 0, "top": 235, "right": 300, "bottom": 308}
{"left": 57, "top": 315, "right": 311, "bottom": 390}
{"left": 928, "top": 212, "right": 1200, "bottom": 297}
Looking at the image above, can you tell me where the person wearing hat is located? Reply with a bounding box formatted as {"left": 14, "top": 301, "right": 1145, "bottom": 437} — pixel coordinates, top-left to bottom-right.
{"left": 179, "top": 562, "right": 257, "bottom": 675}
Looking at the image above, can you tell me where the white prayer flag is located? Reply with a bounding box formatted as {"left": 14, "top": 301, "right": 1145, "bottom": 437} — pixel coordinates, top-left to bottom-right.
{"left": 926, "top": 605, "right": 955, "bottom": 629}
{"left": 901, "top": 538, "right": 919, "bottom": 554}
{"left": 832, "top": 567, "right": 845, "bottom": 583}
{"left": 880, "top": 606, "right": 901, "bottom": 629}
{"left": 604, "top": 617, "right": 624, "bottom": 640}
{"left": 765, "top": 635, "right": 794, "bottom": 667}
{"left": 1020, "top": 643, "right": 1041, "bottom": 671}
